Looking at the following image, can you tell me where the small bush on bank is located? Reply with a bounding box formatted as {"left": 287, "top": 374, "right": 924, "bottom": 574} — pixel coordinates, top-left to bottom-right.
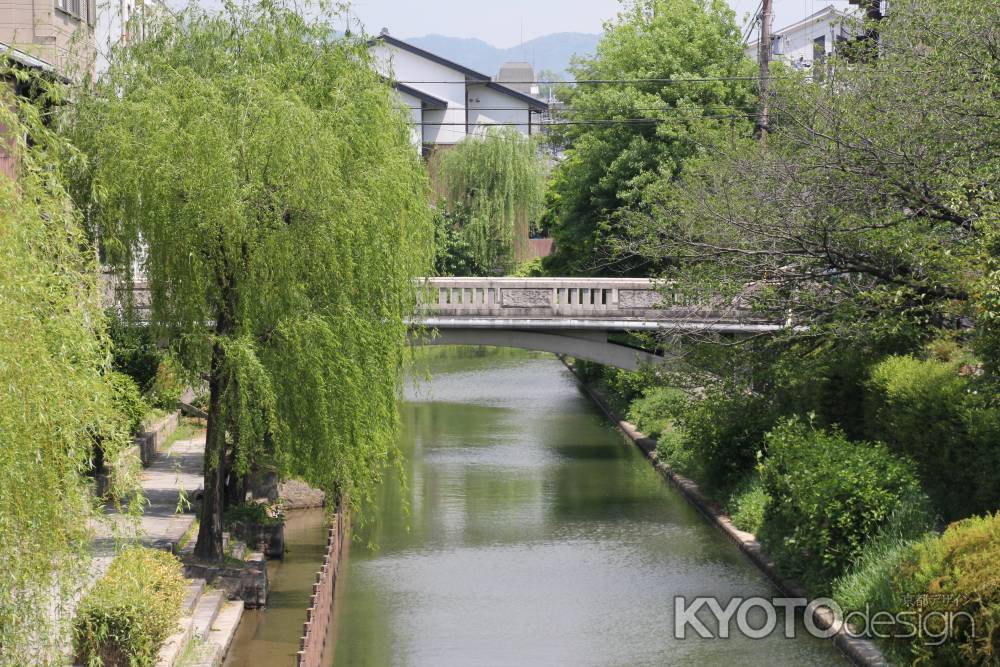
{"left": 832, "top": 503, "right": 933, "bottom": 615}
{"left": 867, "top": 355, "right": 1000, "bottom": 520}
{"left": 74, "top": 546, "right": 186, "bottom": 667}
{"left": 888, "top": 513, "right": 1000, "bottom": 666}
{"left": 110, "top": 372, "right": 149, "bottom": 437}
{"left": 600, "top": 366, "right": 658, "bottom": 414}
{"left": 758, "top": 418, "right": 929, "bottom": 592}
{"left": 674, "top": 388, "right": 774, "bottom": 498}
{"left": 223, "top": 500, "right": 285, "bottom": 527}
{"left": 627, "top": 386, "right": 688, "bottom": 438}
{"left": 727, "top": 475, "right": 769, "bottom": 534}
{"left": 571, "top": 359, "right": 605, "bottom": 385}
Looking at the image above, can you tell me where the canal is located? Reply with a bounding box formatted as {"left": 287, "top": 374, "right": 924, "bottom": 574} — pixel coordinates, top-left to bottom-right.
{"left": 228, "top": 348, "right": 847, "bottom": 666}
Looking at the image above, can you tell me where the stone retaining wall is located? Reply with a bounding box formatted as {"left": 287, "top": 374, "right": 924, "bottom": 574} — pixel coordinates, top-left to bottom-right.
{"left": 560, "top": 357, "right": 890, "bottom": 667}
{"left": 296, "top": 508, "right": 348, "bottom": 667}
{"left": 136, "top": 411, "right": 180, "bottom": 467}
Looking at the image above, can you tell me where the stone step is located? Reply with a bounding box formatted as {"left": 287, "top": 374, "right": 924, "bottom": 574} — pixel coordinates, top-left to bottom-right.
{"left": 191, "top": 589, "right": 226, "bottom": 640}
{"left": 186, "top": 600, "right": 245, "bottom": 667}
{"left": 181, "top": 579, "right": 207, "bottom": 615}
{"left": 154, "top": 612, "right": 194, "bottom": 667}
{"left": 207, "top": 600, "right": 244, "bottom": 663}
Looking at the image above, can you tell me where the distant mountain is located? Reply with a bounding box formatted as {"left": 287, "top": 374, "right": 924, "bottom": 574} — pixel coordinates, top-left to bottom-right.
{"left": 405, "top": 32, "right": 601, "bottom": 79}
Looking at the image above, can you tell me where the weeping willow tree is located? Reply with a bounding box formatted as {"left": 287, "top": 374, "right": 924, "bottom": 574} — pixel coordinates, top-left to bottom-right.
{"left": 0, "top": 66, "right": 130, "bottom": 664}
{"left": 67, "top": 2, "right": 433, "bottom": 560}
{"left": 436, "top": 128, "right": 545, "bottom": 275}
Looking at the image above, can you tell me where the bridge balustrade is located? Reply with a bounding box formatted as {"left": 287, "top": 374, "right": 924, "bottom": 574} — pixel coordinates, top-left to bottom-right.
{"left": 416, "top": 277, "right": 683, "bottom": 319}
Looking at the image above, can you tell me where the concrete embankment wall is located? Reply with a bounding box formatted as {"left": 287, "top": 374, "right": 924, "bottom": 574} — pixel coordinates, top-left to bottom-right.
{"left": 296, "top": 507, "right": 348, "bottom": 667}
{"left": 559, "top": 356, "right": 889, "bottom": 667}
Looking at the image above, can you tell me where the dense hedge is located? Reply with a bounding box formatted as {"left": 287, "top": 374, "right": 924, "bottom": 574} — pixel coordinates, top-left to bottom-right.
{"left": 74, "top": 547, "right": 186, "bottom": 667}
{"left": 889, "top": 513, "right": 1000, "bottom": 666}
{"left": 758, "top": 418, "right": 929, "bottom": 591}
{"left": 867, "top": 355, "right": 1000, "bottom": 520}
{"left": 627, "top": 386, "right": 687, "bottom": 438}
{"left": 673, "top": 388, "right": 774, "bottom": 498}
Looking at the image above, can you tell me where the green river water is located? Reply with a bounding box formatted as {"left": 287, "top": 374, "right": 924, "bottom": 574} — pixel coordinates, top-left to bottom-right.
{"left": 228, "top": 348, "right": 847, "bottom": 667}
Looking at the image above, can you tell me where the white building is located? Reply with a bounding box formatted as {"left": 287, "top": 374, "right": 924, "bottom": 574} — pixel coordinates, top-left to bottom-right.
{"left": 94, "top": 0, "right": 171, "bottom": 72}
{"left": 368, "top": 30, "right": 548, "bottom": 152}
{"left": 747, "top": 5, "right": 857, "bottom": 72}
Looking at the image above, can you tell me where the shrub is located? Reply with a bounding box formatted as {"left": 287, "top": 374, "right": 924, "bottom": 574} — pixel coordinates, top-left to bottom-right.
{"left": 727, "top": 474, "right": 769, "bottom": 535}
{"left": 510, "top": 257, "right": 545, "bottom": 277}
{"left": 832, "top": 503, "right": 933, "bottom": 615}
{"left": 674, "top": 388, "right": 774, "bottom": 498}
{"left": 888, "top": 513, "right": 1000, "bottom": 666}
{"left": 110, "top": 372, "right": 149, "bottom": 436}
{"left": 627, "top": 386, "right": 688, "bottom": 438}
{"left": 107, "top": 318, "right": 162, "bottom": 393}
{"left": 147, "top": 356, "right": 185, "bottom": 410}
{"left": 223, "top": 500, "right": 285, "bottom": 527}
{"left": 74, "top": 546, "right": 186, "bottom": 667}
{"left": 571, "top": 358, "right": 606, "bottom": 385}
{"left": 600, "top": 366, "right": 658, "bottom": 414}
{"left": 867, "top": 355, "right": 1000, "bottom": 520}
{"left": 654, "top": 427, "right": 693, "bottom": 473}
{"left": 758, "top": 418, "right": 929, "bottom": 592}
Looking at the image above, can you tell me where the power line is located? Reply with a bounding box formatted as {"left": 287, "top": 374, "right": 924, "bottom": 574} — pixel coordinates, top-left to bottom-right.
{"left": 404, "top": 106, "right": 754, "bottom": 112}
{"left": 391, "top": 75, "right": 790, "bottom": 86}
{"left": 412, "top": 115, "right": 760, "bottom": 127}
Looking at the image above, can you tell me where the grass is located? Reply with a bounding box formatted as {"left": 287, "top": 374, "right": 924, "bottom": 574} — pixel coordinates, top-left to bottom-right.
{"left": 178, "top": 519, "right": 199, "bottom": 550}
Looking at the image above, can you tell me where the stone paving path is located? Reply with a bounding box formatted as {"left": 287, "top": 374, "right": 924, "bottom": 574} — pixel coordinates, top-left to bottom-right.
{"left": 90, "top": 426, "right": 205, "bottom": 579}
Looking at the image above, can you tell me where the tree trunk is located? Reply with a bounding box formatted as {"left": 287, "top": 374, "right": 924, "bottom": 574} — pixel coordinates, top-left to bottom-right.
{"left": 194, "top": 343, "right": 227, "bottom": 561}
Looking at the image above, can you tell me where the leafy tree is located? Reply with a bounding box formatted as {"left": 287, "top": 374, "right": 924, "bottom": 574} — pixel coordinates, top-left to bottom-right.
{"left": 542, "top": 0, "right": 755, "bottom": 276}
{"left": 67, "top": 3, "right": 433, "bottom": 560}
{"left": 435, "top": 128, "right": 545, "bottom": 275}
{"left": 432, "top": 206, "right": 489, "bottom": 276}
{"left": 0, "top": 65, "right": 130, "bottom": 664}
{"left": 628, "top": 0, "right": 999, "bottom": 346}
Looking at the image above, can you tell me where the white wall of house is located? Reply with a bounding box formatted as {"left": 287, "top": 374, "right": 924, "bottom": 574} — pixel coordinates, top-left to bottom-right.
{"left": 467, "top": 83, "right": 532, "bottom": 136}
{"left": 392, "top": 88, "right": 425, "bottom": 151}
{"left": 747, "top": 6, "right": 855, "bottom": 71}
{"left": 370, "top": 41, "right": 467, "bottom": 144}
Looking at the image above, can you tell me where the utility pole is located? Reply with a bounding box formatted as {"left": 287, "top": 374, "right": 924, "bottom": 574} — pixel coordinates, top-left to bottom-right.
{"left": 755, "top": 0, "right": 773, "bottom": 140}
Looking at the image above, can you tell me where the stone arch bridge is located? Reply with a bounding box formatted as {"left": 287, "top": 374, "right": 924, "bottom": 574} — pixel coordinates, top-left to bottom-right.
{"left": 409, "top": 278, "right": 784, "bottom": 371}
{"left": 104, "top": 276, "right": 785, "bottom": 371}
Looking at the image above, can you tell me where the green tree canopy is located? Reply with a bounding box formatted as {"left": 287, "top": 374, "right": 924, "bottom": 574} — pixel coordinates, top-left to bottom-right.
{"left": 0, "top": 66, "right": 129, "bottom": 664}
{"left": 435, "top": 128, "right": 545, "bottom": 275}
{"left": 67, "top": 2, "right": 434, "bottom": 559}
{"left": 542, "top": 0, "right": 755, "bottom": 276}
{"left": 628, "top": 0, "right": 999, "bottom": 349}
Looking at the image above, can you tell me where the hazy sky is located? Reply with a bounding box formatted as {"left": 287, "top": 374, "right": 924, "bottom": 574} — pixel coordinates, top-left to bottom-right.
{"left": 348, "top": 1, "right": 856, "bottom": 48}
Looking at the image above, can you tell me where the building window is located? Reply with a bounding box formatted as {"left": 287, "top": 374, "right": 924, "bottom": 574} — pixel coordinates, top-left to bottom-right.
{"left": 55, "top": 0, "right": 95, "bottom": 25}
{"left": 813, "top": 35, "right": 827, "bottom": 61}
{"left": 771, "top": 35, "right": 784, "bottom": 56}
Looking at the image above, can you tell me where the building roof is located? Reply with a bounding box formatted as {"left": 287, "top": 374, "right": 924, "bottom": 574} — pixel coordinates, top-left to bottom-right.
{"left": 0, "top": 41, "right": 56, "bottom": 74}
{"left": 371, "top": 32, "right": 491, "bottom": 81}
{"left": 393, "top": 81, "right": 448, "bottom": 109}
{"left": 371, "top": 31, "right": 548, "bottom": 111}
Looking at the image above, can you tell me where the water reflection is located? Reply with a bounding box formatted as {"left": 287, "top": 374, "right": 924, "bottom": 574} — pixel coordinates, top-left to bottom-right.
{"left": 328, "top": 349, "right": 846, "bottom": 667}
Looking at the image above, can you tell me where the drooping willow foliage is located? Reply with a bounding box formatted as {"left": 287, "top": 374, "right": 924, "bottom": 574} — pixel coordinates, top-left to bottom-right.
{"left": 0, "top": 67, "right": 131, "bottom": 665}
{"left": 66, "top": 2, "right": 434, "bottom": 559}
{"left": 436, "top": 128, "right": 546, "bottom": 275}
